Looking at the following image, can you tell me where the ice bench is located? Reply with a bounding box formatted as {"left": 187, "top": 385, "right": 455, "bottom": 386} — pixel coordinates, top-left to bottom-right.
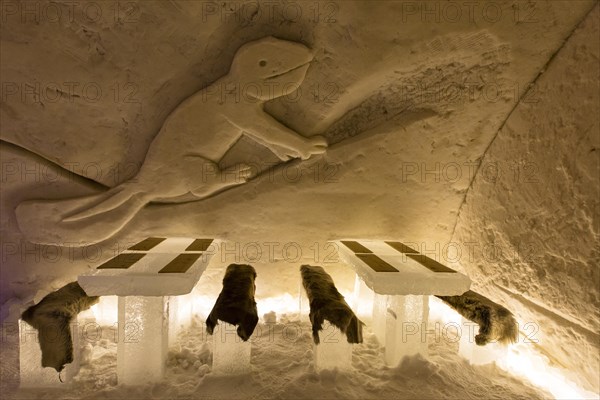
{"left": 18, "top": 310, "right": 95, "bottom": 387}
{"left": 77, "top": 237, "right": 218, "bottom": 385}
{"left": 335, "top": 240, "right": 471, "bottom": 366}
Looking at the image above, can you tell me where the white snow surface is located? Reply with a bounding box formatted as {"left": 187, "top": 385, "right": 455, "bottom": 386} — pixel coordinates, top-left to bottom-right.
{"left": 2, "top": 312, "right": 551, "bottom": 400}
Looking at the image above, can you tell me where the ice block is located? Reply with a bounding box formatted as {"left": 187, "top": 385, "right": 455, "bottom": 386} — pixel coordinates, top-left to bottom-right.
{"left": 381, "top": 295, "right": 429, "bottom": 366}
{"left": 167, "top": 293, "right": 194, "bottom": 347}
{"left": 352, "top": 275, "right": 375, "bottom": 319}
{"left": 372, "top": 293, "right": 388, "bottom": 345}
{"left": 459, "top": 318, "right": 508, "bottom": 365}
{"left": 313, "top": 321, "right": 353, "bottom": 371}
{"left": 117, "top": 296, "right": 168, "bottom": 385}
{"left": 211, "top": 322, "right": 252, "bottom": 375}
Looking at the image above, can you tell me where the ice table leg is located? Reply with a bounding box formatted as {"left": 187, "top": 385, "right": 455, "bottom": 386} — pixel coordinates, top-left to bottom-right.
{"left": 167, "top": 294, "right": 193, "bottom": 348}
{"left": 352, "top": 275, "right": 374, "bottom": 319}
{"left": 117, "top": 296, "right": 168, "bottom": 385}
{"left": 372, "top": 293, "right": 387, "bottom": 345}
{"left": 313, "top": 321, "right": 353, "bottom": 371}
{"left": 372, "top": 294, "right": 429, "bottom": 366}
{"left": 211, "top": 322, "right": 252, "bottom": 375}
{"left": 298, "top": 278, "right": 309, "bottom": 316}
{"left": 458, "top": 318, "right": 508, "bottom": 365}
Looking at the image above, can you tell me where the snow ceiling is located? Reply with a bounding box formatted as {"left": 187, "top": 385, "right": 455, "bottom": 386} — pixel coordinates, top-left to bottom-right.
{"left": 1, "top": 0, "right": 598, "bottom": 394}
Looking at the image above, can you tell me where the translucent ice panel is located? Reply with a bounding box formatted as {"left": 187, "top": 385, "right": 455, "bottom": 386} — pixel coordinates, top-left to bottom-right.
{"left": 211, "top": 322, "right": 252, "bottom": 375}
{"left": 117, "top": 296, "right": 168, "bottom": 385}
{"left": 313, "top": 321, "right": 353, "bottom": 371}
{"left": 459, "top": 318, "right": 508, "bottom": 365}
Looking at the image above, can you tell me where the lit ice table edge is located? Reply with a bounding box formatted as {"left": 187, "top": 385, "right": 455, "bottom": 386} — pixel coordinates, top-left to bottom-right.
{"left": 334, "top": 239, "right": 471, "bottom": 296}
{"left": 333, "top": 239, "right": 471, "bottom": 366}
{"left": 78, "top": 238, "right": 221, "bottom": 297}
{"left": 77, "top": 237, "right": 219, "bottom": 385}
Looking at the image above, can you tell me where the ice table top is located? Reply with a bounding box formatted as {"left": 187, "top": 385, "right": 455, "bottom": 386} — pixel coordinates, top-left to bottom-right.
{"left": 334, "top": 240, "right": 471, "bottom": 296}
{"left": 78, "top": 237, "right": 219, "bottom": 296}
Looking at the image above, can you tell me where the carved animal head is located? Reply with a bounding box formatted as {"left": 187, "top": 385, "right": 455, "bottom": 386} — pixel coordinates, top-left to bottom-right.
{"left": 230, "top": 36, "right": 313, "bottom": 100}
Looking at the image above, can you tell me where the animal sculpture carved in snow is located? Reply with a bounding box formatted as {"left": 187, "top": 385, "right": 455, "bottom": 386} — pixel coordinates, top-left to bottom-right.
{"left": 16, "top": 37, "right": 327, "bottom": 245}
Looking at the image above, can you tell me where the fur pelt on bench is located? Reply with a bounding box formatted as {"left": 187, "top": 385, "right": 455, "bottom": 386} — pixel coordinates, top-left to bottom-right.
{"left": 300, "top": 265, "right": 364, "bottom": 345}
{"left": 436, "top": 290, "right": 518, "bottom": 345}
{"left": 21, "top": 281, "right": 99, "bottom": 372}
{"left": 206, "top": 264, "right": 259, "bottom": 341}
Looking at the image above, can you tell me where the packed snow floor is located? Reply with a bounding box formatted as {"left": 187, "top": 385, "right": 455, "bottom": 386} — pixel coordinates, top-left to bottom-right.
{"left": 1, "top": 313, "right": 551, "bottom": 400}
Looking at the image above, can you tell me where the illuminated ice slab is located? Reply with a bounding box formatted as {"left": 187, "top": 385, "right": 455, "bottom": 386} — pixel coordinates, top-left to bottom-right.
{"left": 458, "top": 318, "right": 508, "bottom": 365}
{"left": 335, "top": 239, "right": 471, "bottom": 366}
{"left": 117, "top": 296, "right": 168, "bottom": 385}
{"left": 351, "top": 275, "right": 375, "bottom": 319}
{"left": 77, "top": 237, "right": 218, "bottom": 385}
{"left": 384, "top": 295, "right": 429, "bottom": 365}
{"left": 211, "top": 322, "right": 252, "bottom": 375}
{"left": 335, "top": 240, "right": 471, "bottom": 296}
{"left": 167, "top": 292, "right": 195, "bottom": 348}
{"left": 371, "top": 293, "right": 429, "bottom": 365}
{"left": 313, "top": 321, "right": 353, "bottom": 371}
{"left": 79, "top": 237, "right": 219, "bottom": 296}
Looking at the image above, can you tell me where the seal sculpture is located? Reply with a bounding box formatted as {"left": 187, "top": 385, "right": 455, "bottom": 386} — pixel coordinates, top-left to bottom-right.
{"left": 16, "top": 37, "right": 327, "bottom": 244}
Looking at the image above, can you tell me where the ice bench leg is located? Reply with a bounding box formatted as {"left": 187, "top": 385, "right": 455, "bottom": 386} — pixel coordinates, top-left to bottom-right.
{"left": 211, "top": 322, "right": 251, "bottom": 375}
{"left": 372, "top": 294, "right": 429, "bottom": 366}
{"left": 167, "top": 294, "right": 194, "bottom": 348}
{"left": 313, "top": 321, "right": 353, "bottom": 371}
{"left": 458, "top": 317, "right": 508, "bottom": 365}
{"left": 117, "top": 296, "right": 168, "bottom": 385}
{"left": 352, "top": 275, "right": 375, "bottom": 319}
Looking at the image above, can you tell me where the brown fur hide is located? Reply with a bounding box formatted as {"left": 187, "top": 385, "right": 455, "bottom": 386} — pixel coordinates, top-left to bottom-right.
{"left": 300, "top": 265, "right": 364, "bottom": 345}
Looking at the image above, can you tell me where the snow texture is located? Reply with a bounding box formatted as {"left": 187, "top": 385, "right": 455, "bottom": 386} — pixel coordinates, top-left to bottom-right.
{"left": 449, "top": 4, "right": 600, "bottom": 393}
{"left": 1, "top": 0, "right": 598, "bottom": 397}
{"left": 2, "top": 312, "right": 552, "bottom": 400}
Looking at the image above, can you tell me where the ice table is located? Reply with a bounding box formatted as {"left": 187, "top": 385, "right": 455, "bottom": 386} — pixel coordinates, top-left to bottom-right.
{"left": 78, "top": 237, "right": 218, "bottom": 385}
{"left": 335, "top": 239, "right": 471, "bottom": 366}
